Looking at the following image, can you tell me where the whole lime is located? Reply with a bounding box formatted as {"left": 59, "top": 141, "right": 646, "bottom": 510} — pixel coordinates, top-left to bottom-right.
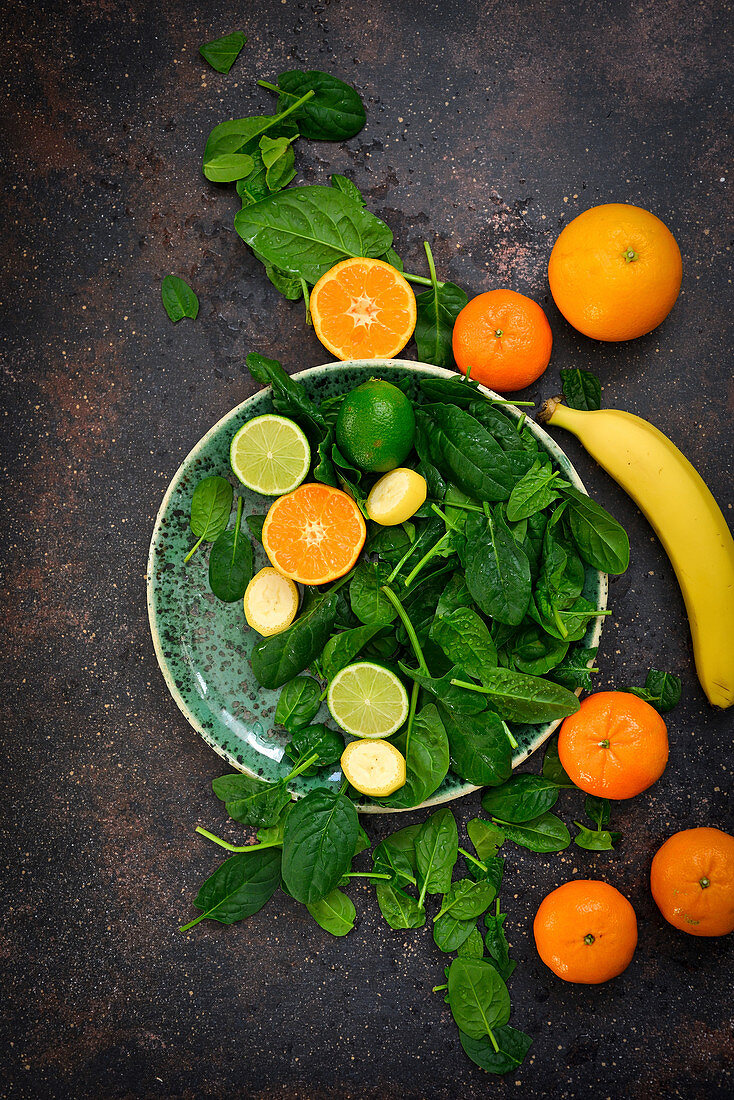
{"left": 336, "top": 379, "right": 416, "bottom": 473}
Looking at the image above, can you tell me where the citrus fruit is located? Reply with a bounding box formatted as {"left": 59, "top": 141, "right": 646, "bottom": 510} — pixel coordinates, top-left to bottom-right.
{"left": 244, "top": 567, "right": 299, "bottom": 636}
{"left": 341, "top": 738, "right": 406, "bottom": 797}
{"left": 336, "top": 379, "right": 416, "bottom": 472}
{"left": 366, "top": 468, "right": 427, "bottom": 526}
{"left": 262, "top": 482, "right": 366, "bottom": 585}
{"left": 533, "top": 879, "right": 638, "bottom": 984}
{"left": 451, "top": 289, "right": 553, "bottom": 392}
{"left": 230, "top": 414, "right": 310, "bottom": 495}
{"left": 558, "top": 691, "right": 668, "bottom": 800}
{"left": 548, "top": 203, "right": 682, "bottom": 341}
{"left": 651, "top": 827, "right": 734, "bottom": 937}
{"left": 310, "top": 257, "right": 417, "bottom": 360}
{"left": 327, "top": 661, "right": 409, "bottom": 739}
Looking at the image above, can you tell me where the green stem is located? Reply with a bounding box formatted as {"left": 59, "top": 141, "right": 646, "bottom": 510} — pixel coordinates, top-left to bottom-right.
{"left": 403, "top": 680, "right": 419, "bottom": 758}
{"left": 283, "top": 752, "right": 319, "bottom": 782}
{"left": 184, "top": 533, "right": 205, "bottom": 563}
{"left": 450, "top": 678, "right": 492, "bottom": 694}
{"left": 487, "top": 1028, "right": 499, "bottom": 1053}
{"left": 403, "top": 271, "right": 445, "bottom": 289}
{"left": 403, "top": 533, "right": 451, "bottom": 588}
{"left": 195, "top": 826, "right": 281, "bottom": 854}
{"left": 432, "top": 983, "right": 448, "bottom": 993}
{"left": 553, "top": 605, "right": 569, "bottom": 639}
{"left": 501, "top": 721, "right": 519, "bottom": 751}
{"left": 301, "top": 278, "right": 312, "bottom": 326}
{"left": 381, "top": 586, "right": 429, "bottom": 674}
{"left": 458, "top": 846, "right": 487, "bottom": 872}
{"left": 429, "top": 498, "right": 484, "bottom": 513}
{"left": 319, "top": 686, "right": 329, "bottom": 702}
{"left": 342, "top": 871, "right": 391, "bottom": 880}
{"left": 385, "top": 538, "right": 418, "bottom": 585}
{"left": 257, "top": 83, "right": 316, "bottom": 124}
{"left": 180, "top": 913, "right": 207, "bottom": 932}
{"left": 423, "top": 240, "right": 439, "bottom": 292}
{"left": 258, "top": 79, "right": 283, "bottom": 94}
{"left": 339, "top": 777, "right": 350, "bottom": 795}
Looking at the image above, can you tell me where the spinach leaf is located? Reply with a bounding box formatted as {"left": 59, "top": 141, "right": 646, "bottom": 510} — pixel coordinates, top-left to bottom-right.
{"left": 372, "top": 824, "right": 420, "bottom": 887}
{"left": 460, "top": 1026, "right": 532, "bottom": 1075}
{"left": 562, "top": 486, "right": 630, "bottom": 574}
{"left": 268, "top": 70, "right": 366, "bottom": 141}
{"left": 184, "top": 848, "right": 281, "bottom": 929}
{"left": 470, "top": 666, "right": 580, "bottom": 724}
{"left": 574, "top": 821, "right": 621, "bottom": 851}
{"left": 513, "top": 624, "right": 568, "bottom": 676}
{"left": 212, "top": 772, "right": 292, "bottom": 828}
{"left": 440, "top": 705, "right": 512, "bottom": 788}
{"left": 457, "top": 927, "right": 485, "bottom": 959}
{"left": 550, "top": 645, "right": 598, "bottom": 692}
{"left": 462, "top": 510, "right": 531, "bottom": 626}
{"left": 377, "top": 704, "right": 449, "bottom": 810}
{"left": 251, "top": 591, "right": 337, "bottom": 689}
{"left": 307, "top": 888, "right": 356, "bottom": 937}
{"left": 415, "top": 808, "right": 458, "bottom": 900}
{"left": 414, "top": 276, "right": 469, "bottom": 368}
{"left": 430, "top": 607, "right": 497, "bottom": 680}
{"left": 490, "top": 812, "right": 571, "bottom": 853}
{"left": 419, "top": 376, "right": 482, "bottom": 409}
{"left": 281, "top": 788, "right": 359, "bottom": 904}
{"left": 331, "top": 173, "right": 365, "bottom": 205}
{"left": 400, "top": 665, "right": 486, "bottom": 715}
{"left": 483, "top": 904, "right": 515, "bottom": 981}
{"left": 246, "top": 513, "right": 266, "bottom": 543}
{"left": 506, "top": 460, "right": 564, "bottom": 522}
{"left": 284, "top": 724, "right": 344, "bottom": 775}
{"left": 416, "top": 405, "right": 515, "bottom": 502}
{"left": 275, "top": 676, "right": 322, "bottom": 733}
{"left": 585, "top": 795, "right": 611, "bottom": 828}
{"left": 468, "top": 400, "right": 525, "bottom": 452}
{"left": 245, "top": 352, "right": 326, "bottom": 445}
{"left": 481, "top": 775, "right": 560, "bottom": 823}
{"left": 447, "top": 958, "right": 511, "bottom": 1040}
{"left": 208, "top": 498, "right": 253, "bottom": 602}
{"left": 203, "top": 151, "right": 256, "bottom": 183}
{"left": 375, "top": 880, "right": 426, "bottom": 929}
{"left": 321, "top": 624, "right": 383, "bottom": 680}
{"left": 434, "top": 574, "right": 474, "bottom": 619}
{"left": 199, "top": 31, "right": 246, "bottom": 74}
{"left": 349, "top": 562, "right": 397, "bottom": 626}
{"left": 541, "top": 735, "right": 576, "bottom": 788}
{"left": 237, "top": 151, "right": 271, "bottom": 207}
{"left": 435, "top": 878, "right": 497, "bottom": 921}
{"left": 628, "top": 668, "right": 682, "bottom": 713}
{"left": 433, "top": 912, "right": 477, "bottom": 953}
{"left": 203, "top": 106, "right": 300, "bottom": 160}
{"left": 235, "top": 185, "right": 392, "bottom": 285}
{"left": 187, "top": 476, "right": 233, "bottom": 561}
{"left": 161, "top": 275, "right": 199, "bottom": 322}
{"left": 467, "top": 819, "right": 505, "bottom": 862}
{"left": 256, "top": 803, "right": 292, "bottom": 845}
{"left": 469, "top": 855, "right": 505, "bottom": 894}
{"left": 560, "top": 367, "right": 601, "bottom": 411}
{"left": 260, "top": 134, "right": 297, "bottom": 191}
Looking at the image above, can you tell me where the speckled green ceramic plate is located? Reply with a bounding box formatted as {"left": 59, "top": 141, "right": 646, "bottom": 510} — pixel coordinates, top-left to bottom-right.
{"left": 147, "top": 360, "right": 607, "bottom": 812}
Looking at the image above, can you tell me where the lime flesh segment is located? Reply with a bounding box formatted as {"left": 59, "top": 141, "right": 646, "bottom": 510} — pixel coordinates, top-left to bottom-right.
{"left": 230, "top": 414, "right": 310, "bottom": 495}
{"left": 327, "top": 661, "right": 409, "bottom": 739}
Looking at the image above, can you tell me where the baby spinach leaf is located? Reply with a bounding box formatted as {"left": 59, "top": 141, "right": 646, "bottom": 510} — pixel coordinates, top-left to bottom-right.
{"left": 321, "top": 624, "right": 383, "bottom": 680}
{"left": 208, "top": 498, "right": 253, "bottom": 602}
{"left": 457, "top": 927, "right": 485, "bottom": 959}
{"left": 471, "top": 666, "right": 580, "bottom": 724}
{"left": 513, "top": 624, "right": 568, "bottom": 676}
{"left": 375, "top": 880, "right": 426, "bottom": 929}
{"left": 275, "top": 676, "right": 322, "bottom": 733}
{"left": 416, "top": 807, "right": 458, "bottom": 900}
{"left": 185, "top": 847, "right": 281, "bottom": 928}
{"left": 212, "top": 772, "right": 292, "bottom": 828}
{"left": 187, "top": 476, "right": 233, "bottom": 561}
{"left": 260, "top": 134, "right": 297, "bottom": 191}
{"left": 434, "top": 574, "right": 474, "bottom": 619}
{"left": 307, "top": 888, "right": 356, "bottom": 937}
{"left": 541, "top": 735, "right": 576, "bottom": 788}
{"left": 203, "top": 104, "right": 300, "bottom": 159}
{"left": 416, "top": 405, "right": 515, "bottom": 502}
{"left": 490, "top": 812, "right": 571, "bottom": 853}
{"left": 430, "top": 607, "right": 497, "bottom": 681}
{"left": 468, "top": 400, "right": 526, "bottom": 452}
{"left": 331, "top": 173, "right": 365, "bottom": 205}
{"left": 284, "top": 724, "right": 344, "bottom": 775}
{"left": 245, "top": 352, "right": 326, "bottom": 445}
{"left": 419, "top": 375, "right": 482, "bottom": 409}
{"left": 161, "top": 275, "right": 199, "bottom": 322}
{"left": 506, "top": 460, "right": 564, "bottom": 522}
{"left": 481, "top": 776, "right": 560, "bottom": 823}
{"left": 573, "top": 822, "right": 621, "bottom": 851}
{"left": 400, "top": 665, "right": 486, "bottom": 715}
{"left": 436, "top": 878, "right": 497, "bottom": 921}
{"left": 447, "top": 958, "right": 511, "bottom": 1040}
{"left": 467, "top": 819, "right": 505, "bottom": 862}
{"left": 377, "top": 704, "right": 450, "bottom": 809}
{"left": 585, "top": 795, "right": 610, "bottom": 828}
{"left": 415, "top": 282, "right": 469, "bottom": 368}
{"left": 199, "top": 31, "right": 246, "bottom": 74}
{"left": 462, "top": 510, "right": 531, "bottom": 626}
{"left": 203, "top": 151, "right": 256, "bottom": 182}
{"left": 560, "top": 367, "right": 601, "bottom": 411}
{"left": 235, "top": 185, "right": 392, "bottom": 285}
{"left": 372, "top": 825, "right": 420, "bottom": 887}
{"left": 433, "top": 912, "right": 476, "bottom": 953}
{"left": 269, "top": 70, "right": 366, "bottom": 141}
{"left": 483, "top": 904, "right": 515, "bottom": 981}
{"left": 256, "top": 803, "right": 292, "bottom": 845}
{"left": 281, "top": 788, "right": 359, "bottom": 904}
{"left": 628, "top": 668, "right": 682, "bottom": 713}
{"left": 251, "top": 591, "right": 338, "bottom": 689}
{"left": 460, "top": 1025, "right": 532, "bottom": 1075}
{"left": 440, "top": 705, "right": 512, "bottom": 788}
{"left": 349, "top": 562, "right": 397, "bottom": 627}
{"left": 237, "top": 152, "right": 271, "bottom": 207}
{"left": 550, "top": 645, "right": 598, "bottom": 692}
{"left": 562, "top": 486, "right": 630, "bottom": 574}
{"left": 246, "top": 513, "right": 266, "bottom": 543}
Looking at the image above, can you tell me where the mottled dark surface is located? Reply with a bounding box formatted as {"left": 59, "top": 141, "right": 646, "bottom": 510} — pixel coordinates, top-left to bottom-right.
{"left": 2, "top": 0, "right": 733, "bottom": 1097}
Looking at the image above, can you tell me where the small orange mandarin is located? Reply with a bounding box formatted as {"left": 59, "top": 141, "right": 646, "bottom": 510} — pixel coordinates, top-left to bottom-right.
{"left": 651, "top": 827, "right": 734, "bottom": 937}
{"left": 534, "top": 879, "right": 638, "bottom": 984}
{"left": 452, "top": 289, "right": 552, "bottom": 392}
{"left": 262, "top": 482, "right": 366, "bottom": 585}
{"left": 310, "top": 257, "right": 417, "bottom": 361}
{"left": 558, "top": 691, "right": 668, "bottom": 800}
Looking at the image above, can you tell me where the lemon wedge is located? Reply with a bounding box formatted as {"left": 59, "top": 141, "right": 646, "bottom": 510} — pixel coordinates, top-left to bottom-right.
{"left": 366, "top": 468, "right": 427, "bottom": 526}
{"left": 244, "top": 567, "right": 299, "bottom": 636}
{"left": 341, "top": 739, "right": 406, "bottom": 798}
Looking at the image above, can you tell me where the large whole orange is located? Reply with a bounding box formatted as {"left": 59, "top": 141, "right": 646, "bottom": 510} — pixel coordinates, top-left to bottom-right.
{"left": 651, "top": 827, "right": 734, "bottom": 937}
{"left": 533, "top": 879, "right": 638, "bottom": 984}
{"left": 452, "top": 289, "right": 553, "bottom": 392}
{"left": 548, "top": 203, "right": 682, "bottom": 341}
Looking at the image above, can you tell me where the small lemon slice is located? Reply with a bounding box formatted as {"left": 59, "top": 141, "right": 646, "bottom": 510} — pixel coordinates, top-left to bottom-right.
{"left": 366, "top": 468, "right": 427, "bottom": 526}
{"left": 244, "top": 567, "right": 299, "bottom": 636}
{"left": 230, "top": 414, "right": 310, "bottom": 496}
{"left": 327, "top": 661, "right": 409, "bottom": 739}
{"left": 341, "top": 739, "right": 406, "bottom": 798}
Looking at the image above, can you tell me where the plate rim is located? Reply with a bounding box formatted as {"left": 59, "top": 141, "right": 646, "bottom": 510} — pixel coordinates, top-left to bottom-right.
{"left": 146, "top": 359, "right": 607, "bottom": 812}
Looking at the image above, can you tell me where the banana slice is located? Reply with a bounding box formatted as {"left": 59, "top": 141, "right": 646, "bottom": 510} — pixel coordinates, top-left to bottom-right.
{"left": 244, "top": 568, "right": 299, "bottom": 637}
{"left": 341, "top": 739, "right": 406, "bottom": 798}
{"left": 366, "top": 468, "right": 427, "bottom": 526}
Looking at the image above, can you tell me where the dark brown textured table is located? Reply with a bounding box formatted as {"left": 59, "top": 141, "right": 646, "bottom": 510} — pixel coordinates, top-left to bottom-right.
{"left": 2, "top": 1, "right": 733, "bottom": 1097}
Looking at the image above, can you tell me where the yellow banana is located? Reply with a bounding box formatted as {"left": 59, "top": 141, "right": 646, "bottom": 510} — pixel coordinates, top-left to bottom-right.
{"left": 538, "top": 397, "right": 734, "bottom": 709}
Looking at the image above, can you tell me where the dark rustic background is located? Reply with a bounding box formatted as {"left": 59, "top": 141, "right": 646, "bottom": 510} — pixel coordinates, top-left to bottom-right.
{"left": 2, "top": 0, "right": 732, "bottom": 1097}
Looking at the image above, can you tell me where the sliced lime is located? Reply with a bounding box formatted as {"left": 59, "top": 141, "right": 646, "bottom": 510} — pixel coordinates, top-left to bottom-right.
{"left": 230, "top": 414, "right": 310, "bottom": 495}
{"left": 327, "top": 661, "right": 409, "bottom": 739}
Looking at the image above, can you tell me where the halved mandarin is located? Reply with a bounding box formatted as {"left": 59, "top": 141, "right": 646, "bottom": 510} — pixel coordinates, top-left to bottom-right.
{"left": 310, "top": 257, "right": 417, "bottom": 361}
{"left": 262, "top": 482, "right": 366, "bottom": 585}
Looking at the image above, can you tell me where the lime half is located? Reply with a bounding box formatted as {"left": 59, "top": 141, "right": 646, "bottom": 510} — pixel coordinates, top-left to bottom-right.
{"left": 327, "top": 662, "right": 409, "bottom": 739}
{"left": 230, "top": 414, "right": 310, "bottom": 495}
